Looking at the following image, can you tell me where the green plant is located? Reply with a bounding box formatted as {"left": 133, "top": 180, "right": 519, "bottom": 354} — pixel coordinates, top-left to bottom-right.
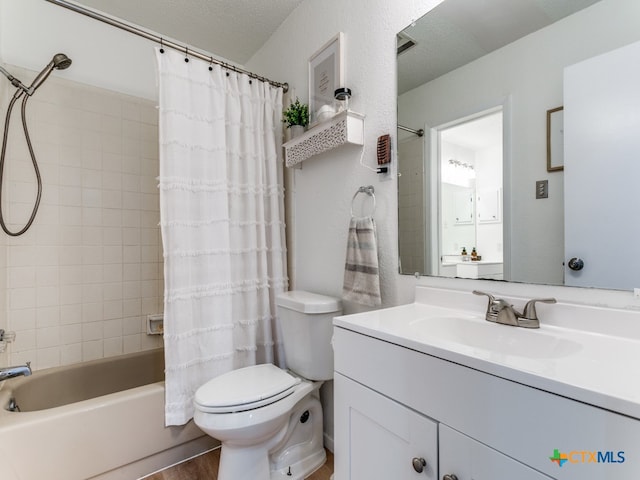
{"left": 282, "top": 98, "right": 309, "bottom": 128}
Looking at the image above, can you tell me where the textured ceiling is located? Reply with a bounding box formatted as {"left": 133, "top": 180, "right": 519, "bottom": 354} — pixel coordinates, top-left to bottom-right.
{"left": 69, "top": 0, "right": 603, "bottom": 88}
{"left": 398, "top": 0, "right": 602, "bottom": 95}
{"left": 71, "top": 0, "right": 304, "bottom": 65}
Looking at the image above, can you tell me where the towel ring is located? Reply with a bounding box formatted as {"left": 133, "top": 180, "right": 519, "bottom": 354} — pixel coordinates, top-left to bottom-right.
{"left": 351, "top": 185, "right": 376, "bottom": 218}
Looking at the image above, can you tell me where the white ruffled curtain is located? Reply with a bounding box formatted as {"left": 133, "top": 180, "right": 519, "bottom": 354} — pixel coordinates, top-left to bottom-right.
{"left": 156, "top": 49, "right": 288, "bottom": 426}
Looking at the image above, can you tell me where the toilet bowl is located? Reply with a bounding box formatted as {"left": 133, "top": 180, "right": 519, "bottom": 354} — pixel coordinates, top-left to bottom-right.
{"left": 193, "top": 291, "right": 341, "bottom": 480}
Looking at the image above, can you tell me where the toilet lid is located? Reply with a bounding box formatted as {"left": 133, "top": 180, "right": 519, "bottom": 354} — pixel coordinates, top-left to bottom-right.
{"left": 194, "top": 364, "right": 301, "bottom": 413}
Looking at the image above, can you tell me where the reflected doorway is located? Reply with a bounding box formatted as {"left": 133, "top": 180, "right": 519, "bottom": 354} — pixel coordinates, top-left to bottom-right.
{"left": 436, "top": 109, "right": 504, "bottom": 280}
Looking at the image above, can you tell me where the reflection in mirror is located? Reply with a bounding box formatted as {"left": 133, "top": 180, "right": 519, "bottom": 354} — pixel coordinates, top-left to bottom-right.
{"left": 397, "top": 0, "right": 640, "bottom": 290}
{"left": 438, "top": 110, "right": 503, "bottom": 281}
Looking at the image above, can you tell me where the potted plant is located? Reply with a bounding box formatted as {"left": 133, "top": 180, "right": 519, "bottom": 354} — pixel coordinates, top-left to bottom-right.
{"left": 283, "top": 98, "right": 309, "bottom": 138}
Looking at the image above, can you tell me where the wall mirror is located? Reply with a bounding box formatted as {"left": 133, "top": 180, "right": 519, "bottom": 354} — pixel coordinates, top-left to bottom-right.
{"left": 397, "top": 0, "right": 640, "bottom": 290}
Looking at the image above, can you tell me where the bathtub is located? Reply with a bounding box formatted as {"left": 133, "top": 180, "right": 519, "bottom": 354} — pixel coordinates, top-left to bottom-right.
{"left": 0, "top": 349, "right": 217, "bottom": 480}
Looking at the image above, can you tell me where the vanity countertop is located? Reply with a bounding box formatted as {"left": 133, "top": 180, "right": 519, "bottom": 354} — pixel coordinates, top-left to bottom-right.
{"left": 333, "top": 287, "right": 640, "bottom": 420}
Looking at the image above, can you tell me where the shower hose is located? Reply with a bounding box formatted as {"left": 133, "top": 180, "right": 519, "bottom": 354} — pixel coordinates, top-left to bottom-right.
{"left": 0, "top": 89, "right": 42, "bottom": 236}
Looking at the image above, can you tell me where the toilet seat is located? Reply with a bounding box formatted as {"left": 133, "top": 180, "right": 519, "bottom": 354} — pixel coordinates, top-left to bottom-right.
{"left": 194, "top": 364, "right": 301, "bottom": 414}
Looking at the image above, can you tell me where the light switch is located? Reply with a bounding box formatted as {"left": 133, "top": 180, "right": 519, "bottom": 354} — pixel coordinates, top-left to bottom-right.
{"left": 536, "top": 180, "right": 548, "bottom": 199}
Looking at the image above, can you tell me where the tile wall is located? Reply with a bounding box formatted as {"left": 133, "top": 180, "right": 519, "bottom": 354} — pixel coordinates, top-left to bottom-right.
{"left": 397, "top": 136, "right": 426, "bottom": 275}
{"left": 1, "top": 65, "right": 163, "bottom": 369}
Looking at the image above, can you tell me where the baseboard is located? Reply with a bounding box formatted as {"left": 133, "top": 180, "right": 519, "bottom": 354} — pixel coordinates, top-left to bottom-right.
{"left": 323, "top": 431, "right": 334, "bottom": 453}
{"left": 92, "top": 435, "right": 219, "bottom": 480}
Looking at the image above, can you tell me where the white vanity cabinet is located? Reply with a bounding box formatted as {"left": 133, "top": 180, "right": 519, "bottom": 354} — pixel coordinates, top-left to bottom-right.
{"left": 333, "top": 322, "right": 640, "bottom": 480}
{"left": 334, "top": 371, "right": 549, "bottom": 480}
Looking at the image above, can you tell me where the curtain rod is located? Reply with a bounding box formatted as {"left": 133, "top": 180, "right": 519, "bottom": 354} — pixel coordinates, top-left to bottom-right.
{"left": 44, "top": 0, "right": 289, "bottom": 93}
{"left": 398, "top": 125, "right": 425, "bottom": 137}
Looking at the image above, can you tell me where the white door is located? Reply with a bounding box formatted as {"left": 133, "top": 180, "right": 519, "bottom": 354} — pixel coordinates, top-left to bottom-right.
{"left": 564, "top": 40, "right": 640, "bottom": 289}
{"left": 334, "top": 373, "right": 438, "bottom": 480}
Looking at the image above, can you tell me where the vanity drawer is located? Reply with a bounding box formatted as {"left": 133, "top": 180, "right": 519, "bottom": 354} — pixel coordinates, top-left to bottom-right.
{"left": 440, "top": 424, "right": 553, "bottom": 480}
{"left": 334, "top": 327, "right": 640, "bottom": 480}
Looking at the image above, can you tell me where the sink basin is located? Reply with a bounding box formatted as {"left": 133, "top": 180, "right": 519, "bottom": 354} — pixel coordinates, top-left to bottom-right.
{"left": 408, "top": 316, "right": 582, "bottom": 359}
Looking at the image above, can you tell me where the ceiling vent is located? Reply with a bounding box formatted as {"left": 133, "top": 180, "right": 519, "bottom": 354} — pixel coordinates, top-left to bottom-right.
{"left": 397, "top": 32, "right": 417, "bottom": 56}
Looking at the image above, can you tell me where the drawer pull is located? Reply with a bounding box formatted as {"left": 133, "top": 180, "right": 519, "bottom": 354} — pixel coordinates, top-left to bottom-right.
{"left": 412, "top": 457, "right": 427, "bottom": 473}
{"left": 443, "top": 475, "right": 459, "bottom": 480}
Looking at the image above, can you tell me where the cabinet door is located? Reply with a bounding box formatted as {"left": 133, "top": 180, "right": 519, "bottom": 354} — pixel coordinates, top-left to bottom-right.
{"left": 334, "top": 373, "right": 437, "bottom": 480}
{"left": 439, "top": 424, "right": 553, "bottom": 480}
{"left": 476, "top": 188, "right": 501, "bottom": 223}
{"left": 453, "top": 189, "right": 474, "bottom": 224}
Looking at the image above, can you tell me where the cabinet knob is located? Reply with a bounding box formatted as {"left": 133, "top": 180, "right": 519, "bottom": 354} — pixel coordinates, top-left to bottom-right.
{"left": 443, "top": 475, "right": 458, "bottom": 480}
{"left": 412, "top": 457, "right": 427, "bottom": 473}
{"left": 568, "top": 257, "right": 584, "bottom": 271}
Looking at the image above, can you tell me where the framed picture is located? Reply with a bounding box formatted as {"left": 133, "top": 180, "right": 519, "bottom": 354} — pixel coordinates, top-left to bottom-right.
{"left": 309, "top": 32, "right": 344, "bottom": 126}
{"left": 547, "top": 106, "right": 564, "bottom": 172}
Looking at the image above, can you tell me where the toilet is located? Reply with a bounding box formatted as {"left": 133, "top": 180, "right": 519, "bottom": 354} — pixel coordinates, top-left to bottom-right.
{"left": 193, "top": 290, "right": 342, "bottom": 480}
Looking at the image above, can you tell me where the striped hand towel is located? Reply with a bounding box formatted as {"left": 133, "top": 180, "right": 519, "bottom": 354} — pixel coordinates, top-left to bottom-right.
{"left": 342, "top": 216, "right": 382, "bottom": 307}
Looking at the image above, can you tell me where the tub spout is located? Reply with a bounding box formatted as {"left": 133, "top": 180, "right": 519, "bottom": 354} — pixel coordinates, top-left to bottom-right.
{"left": 0, "top": 361, "right": 31, "bottom": 381}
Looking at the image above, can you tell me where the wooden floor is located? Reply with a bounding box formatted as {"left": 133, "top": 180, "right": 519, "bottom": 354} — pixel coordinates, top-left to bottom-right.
{"left": 143, "top": 448, "right": 333, "bottom": 480}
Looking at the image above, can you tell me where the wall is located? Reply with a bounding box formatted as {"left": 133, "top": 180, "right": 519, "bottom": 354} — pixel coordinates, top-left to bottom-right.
{"left": 1, "top": 66, "right": 163, "bottom": 369}
{"left": 0, "top": 0, "right": 165, "bottom": 369}
{"left": 475, "top": 145, "right": 503, "bottom": 263}
{"left": 440, "top": 138, "right": 476, "bottom": 258}
{"left": 0, "top": 0, "right": 159, "bottom": 101}
{"left": 247, "top": 0, "right": 444, "bottom": 308}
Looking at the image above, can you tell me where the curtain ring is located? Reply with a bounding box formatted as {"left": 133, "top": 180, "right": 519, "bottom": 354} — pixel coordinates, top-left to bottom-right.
{"left": 159, "top": 38, "right": 165, "bottom": 54}
{"left": 184, "top": 47, "right": 189, "bottom": 63}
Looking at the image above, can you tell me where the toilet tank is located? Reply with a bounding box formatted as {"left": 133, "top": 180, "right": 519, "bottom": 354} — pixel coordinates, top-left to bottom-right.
{"left": 276, "top": 291, "right": 342, "bottom": 381}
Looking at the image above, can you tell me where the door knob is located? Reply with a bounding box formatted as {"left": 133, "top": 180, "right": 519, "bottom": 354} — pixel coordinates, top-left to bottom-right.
{"left": 412, "top": 457, "right": 427, "bottom": 473}
{"left": 568, "top": 257, "right": 584, "bottom": 271}
{"left": 443, "top": 475, "right": 459, "bottom": 480}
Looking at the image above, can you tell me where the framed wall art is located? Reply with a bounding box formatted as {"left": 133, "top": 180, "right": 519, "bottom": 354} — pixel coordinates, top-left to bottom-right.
{"left": 547, "top": 106, "right": 564, "bottom": 172}
{"left": 309, "top": 32, "right": 344, "bottom": 126}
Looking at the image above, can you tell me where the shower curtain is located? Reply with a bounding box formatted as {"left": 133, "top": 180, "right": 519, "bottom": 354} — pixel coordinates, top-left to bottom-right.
{"left": 156, "top": 49, "right": 288, "bottom": 426}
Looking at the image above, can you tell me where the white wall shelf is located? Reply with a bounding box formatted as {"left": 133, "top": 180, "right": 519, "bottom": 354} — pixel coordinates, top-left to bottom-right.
{"left": 283, "top": 111, "right": 364, "bottom": 167}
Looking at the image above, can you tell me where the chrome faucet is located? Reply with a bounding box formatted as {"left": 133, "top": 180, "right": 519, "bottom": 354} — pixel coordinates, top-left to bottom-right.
{"left": 0, "top": 361, "right": 32, "bottom": 381}
{"left": 473, "top": 291, "right": 556, "bottom": 328}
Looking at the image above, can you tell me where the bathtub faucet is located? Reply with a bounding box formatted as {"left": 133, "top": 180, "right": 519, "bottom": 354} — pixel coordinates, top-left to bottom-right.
{"left": 0, "top": 361, "right": 32, "bottom": 381}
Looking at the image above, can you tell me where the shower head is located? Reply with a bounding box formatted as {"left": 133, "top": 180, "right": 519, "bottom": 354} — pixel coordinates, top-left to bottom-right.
{"left": 27, "top": 53, "right": 72, "bottom": 95}
{"left": 52, "top": 53, "right": 72, "bottom": 70}
{"left": 0, "top": 53, "right": 73, "bottom": 98}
